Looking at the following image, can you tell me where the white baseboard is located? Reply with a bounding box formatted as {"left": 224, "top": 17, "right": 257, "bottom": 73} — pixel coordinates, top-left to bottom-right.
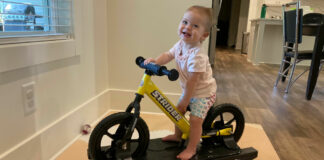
{"left": 49, "top": 109, "right": 112, "bottom": 160}
{"left": 0, "top": 89, "right": 180, "bottom": 160}
{"left": 0, "top": 89, "right": 110, "bottom": 160}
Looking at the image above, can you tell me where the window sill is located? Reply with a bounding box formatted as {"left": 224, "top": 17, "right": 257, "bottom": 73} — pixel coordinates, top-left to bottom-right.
{"left": 0, "top": 39, "right": 76, "bottom": 73}
{"left": 0, "top": 33, "right": 71, "bottom": 45}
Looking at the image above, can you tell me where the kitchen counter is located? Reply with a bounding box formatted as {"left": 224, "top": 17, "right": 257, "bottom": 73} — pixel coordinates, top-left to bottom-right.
{"left": 247, "top": 18, "right": 315, "bottom": 65}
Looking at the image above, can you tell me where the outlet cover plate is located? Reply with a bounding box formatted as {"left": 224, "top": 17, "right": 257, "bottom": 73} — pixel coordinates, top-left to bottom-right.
{"left": 22, "top": 82, "right": 36, "bottom": 116}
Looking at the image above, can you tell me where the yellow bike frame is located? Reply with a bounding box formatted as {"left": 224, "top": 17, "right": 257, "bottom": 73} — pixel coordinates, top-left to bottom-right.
{"left": 136, "top": 73, "right": 232, "bottom": 140}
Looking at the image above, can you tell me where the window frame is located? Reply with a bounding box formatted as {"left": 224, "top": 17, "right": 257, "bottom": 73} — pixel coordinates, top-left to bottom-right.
{"left": 0, "top": 0, "right": 76, "bottom": 73}
{"left": 0, "top": 0, "right": 74, "bottom": 45}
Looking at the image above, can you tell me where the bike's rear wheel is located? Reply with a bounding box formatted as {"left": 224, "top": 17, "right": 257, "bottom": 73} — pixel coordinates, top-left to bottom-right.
{"left": 88, "top": 112, "right": 149, "bottom": 160}
{"left": 202, "top": 103, "right": 245, "bottom": 143}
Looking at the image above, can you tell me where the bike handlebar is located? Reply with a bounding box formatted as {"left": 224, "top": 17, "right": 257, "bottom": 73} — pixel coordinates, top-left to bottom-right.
{"left": 136, "top": 56, "right": 179, "bottom": 81}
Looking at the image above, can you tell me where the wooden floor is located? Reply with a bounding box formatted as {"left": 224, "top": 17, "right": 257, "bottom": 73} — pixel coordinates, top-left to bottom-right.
{"left": 214, "top": 48, "right": 324, "bottom": 160}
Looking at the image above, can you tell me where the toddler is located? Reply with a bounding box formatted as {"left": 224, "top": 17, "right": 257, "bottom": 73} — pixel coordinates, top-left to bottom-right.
{"left": 144, "top": 5, "right": 216, "bottom": 160}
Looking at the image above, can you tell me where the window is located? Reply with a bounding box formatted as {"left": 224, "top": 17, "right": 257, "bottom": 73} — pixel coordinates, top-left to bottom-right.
{"left": 0, "top": 0, "right": 73, "bottom": 44}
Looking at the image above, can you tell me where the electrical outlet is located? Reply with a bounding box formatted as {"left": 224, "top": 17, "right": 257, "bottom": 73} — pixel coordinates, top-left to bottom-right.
{"left": 22, "top": 82, "right": 36, "bottom": 115}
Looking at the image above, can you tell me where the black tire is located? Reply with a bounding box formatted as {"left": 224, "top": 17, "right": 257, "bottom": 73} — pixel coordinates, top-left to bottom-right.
{"left": 203, "top": 103, "right": 245, "bottom": 142}
{"left": 88, "top": 112, "right": 149, "bottom": 160}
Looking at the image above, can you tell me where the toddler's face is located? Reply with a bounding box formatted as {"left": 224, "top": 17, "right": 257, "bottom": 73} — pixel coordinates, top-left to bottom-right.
{"left": 178, "top": 10, "right": 209, "bottom": 45}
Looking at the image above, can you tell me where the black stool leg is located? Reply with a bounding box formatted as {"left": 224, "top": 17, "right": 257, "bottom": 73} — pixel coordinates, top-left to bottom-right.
{"left": 282, "top": 56, "right": 291, "bottom": 82}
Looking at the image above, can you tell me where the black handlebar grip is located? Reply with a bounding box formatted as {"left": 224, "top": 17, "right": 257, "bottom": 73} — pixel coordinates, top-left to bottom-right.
{"left": 136, "top": 56, "right": 145, "bottom": 66}
{"left": 162, "top": 69, "right": 179, "bottom": 81}
{"left": 135, "top": 56, "right": 179, "bottom": 81}
{"left": 136, "top": 56, "right": 162, "bottom": 75}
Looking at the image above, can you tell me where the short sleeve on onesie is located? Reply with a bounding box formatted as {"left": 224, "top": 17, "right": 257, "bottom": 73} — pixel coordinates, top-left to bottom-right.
{"left": 167, "top": 41, "right": 182, "bottom": 58}
{"left": 187, "top": 49, "right": 207, "bottom": 73}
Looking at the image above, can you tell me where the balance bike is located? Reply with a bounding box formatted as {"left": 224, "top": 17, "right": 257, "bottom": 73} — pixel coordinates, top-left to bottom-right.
{"left": 88, "top": 57, "right": 258, "bottom": 160}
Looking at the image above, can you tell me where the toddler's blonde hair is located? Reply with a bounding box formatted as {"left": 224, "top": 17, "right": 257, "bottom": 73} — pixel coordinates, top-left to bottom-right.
{"left": 186, "top": 5, "right": 212, "bottom": 32}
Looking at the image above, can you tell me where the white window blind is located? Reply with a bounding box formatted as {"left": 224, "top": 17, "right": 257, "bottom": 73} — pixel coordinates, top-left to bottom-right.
{"left": 0, "top": 0, "right": 73, "bottom": 44}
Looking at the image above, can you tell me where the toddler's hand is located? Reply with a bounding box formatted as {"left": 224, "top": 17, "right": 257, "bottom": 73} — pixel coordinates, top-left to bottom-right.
{"left": 177, "top": 101, "right": 188, "bottom": 114}
{"left": 177, "top": 106, "right": 187, "bottom": 114}
{"left": 144, "top": 58, "right": 156, "bottom": 65}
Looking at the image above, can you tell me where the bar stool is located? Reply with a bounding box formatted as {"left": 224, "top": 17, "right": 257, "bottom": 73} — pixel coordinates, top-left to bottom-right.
{"left": 274, "top": 1, "right": 324, "bottom": 94}
{"left": 274, "top": 1, "right": 308, "bottom": 93}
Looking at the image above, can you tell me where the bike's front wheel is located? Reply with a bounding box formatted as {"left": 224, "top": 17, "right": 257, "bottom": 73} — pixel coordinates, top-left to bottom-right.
{"left": 88, "top": 112, "right": 149, "bottom": 160}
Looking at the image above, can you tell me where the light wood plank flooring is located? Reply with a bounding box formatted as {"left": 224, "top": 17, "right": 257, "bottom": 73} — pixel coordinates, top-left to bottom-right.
{"left": 214, "top": 48, "right": 324, "bottom": 160}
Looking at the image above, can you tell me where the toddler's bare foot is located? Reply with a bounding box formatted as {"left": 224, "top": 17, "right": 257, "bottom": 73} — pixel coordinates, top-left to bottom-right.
{"left": 162, "top": 134, "right": 181, "bottom": 142}
{"left": 176, "top": 148, "right": 196, "bottom": 160}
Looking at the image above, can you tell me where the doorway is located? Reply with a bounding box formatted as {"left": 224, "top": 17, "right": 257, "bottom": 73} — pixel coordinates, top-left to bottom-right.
{"left": 216, "top": 0, "right": 250, "bottom": 49}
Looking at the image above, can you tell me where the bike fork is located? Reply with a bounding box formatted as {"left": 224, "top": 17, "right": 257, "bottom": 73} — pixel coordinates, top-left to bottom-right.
{"left": 114, "top": 94, "right": 143, "bottom": 159}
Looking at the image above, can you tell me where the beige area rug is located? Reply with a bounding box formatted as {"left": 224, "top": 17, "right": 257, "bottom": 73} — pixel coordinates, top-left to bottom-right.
{"left": 56, "top": 114, "right": 279, "bottom": 160}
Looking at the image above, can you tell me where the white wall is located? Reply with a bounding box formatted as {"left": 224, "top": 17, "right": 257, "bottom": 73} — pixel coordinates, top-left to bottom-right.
{"left": 0, "top": 0, "right": 214, "bottom": 159}
{"left": 106, "top": 0, "right": 212, "bottom": 112}
{"left": 235, "top": 0, "right": 250, "bottom": 50}
{"left": 247, "top": 0, "right": 263, "bottom": 32}
{"left": 247, "top": 0, "right": 295, "bottom": 32}
{"left": 228, "top": 0, "right": 241, "bottom": 47}
{"left": 302, "top": 0, "right": 324, "bottom": 13}
{"left": 0, "top": 0, "right": 109, "bottom": 159}
{"left": 229, "top": 0, "right": 323, "bottom": 50}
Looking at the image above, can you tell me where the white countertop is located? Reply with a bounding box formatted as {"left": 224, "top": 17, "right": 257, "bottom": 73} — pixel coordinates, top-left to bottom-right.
{"left": 247, "top": 18, "right": 314, "bottom": 65}
{"left": 250, "top": 18, "right": 282, "bottom": 25}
